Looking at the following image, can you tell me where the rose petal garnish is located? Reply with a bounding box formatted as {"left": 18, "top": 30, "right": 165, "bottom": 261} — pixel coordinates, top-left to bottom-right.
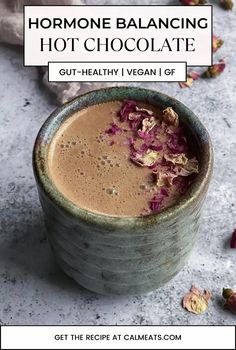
{"left": 223, "top": 288, "right": 236, "bottom": 313}
{"left": 183, "top": 285, "right": 212, "bottom": 314}
{"left": 108, "top": 140, "right": 115, "bottom": 146}
{"left": 140, "top": 116, "right": 157, "bottom": 133}
{"left": 220, "top": 0, "right": 234, "bottom": 10}
{"left": 213, "top": 35, "right": 224, "bottom": 53}
{"left": 202, "top": 59, "right": 226, "bottom": 78}
{"left": 148, "top": 144, "right": 163, "bottom": 152}
{"left": 149, "top": 194, "right": 165, "bottom": 213}
{"left": 230, "top": 229, "right": 236, "bottom": 248}
{"left": 175, "top": 157, "right": 199, "bottom": 176}
{"left": 179, "top": 71, "right": 200, "bottom": 88}
{"left": 135, "top": 106, "right": 154, "bottom": 115}
{"left": 128, "top": 112, "right": 142, "bottom": 120}
{"left": 167, "top": 134, "right": 187, "bottom": 154}
{"left": 105, "top": 122, "right": 121, "bottom": 136}
{"left": 137, "top": 116, "right": 157, "bottom": 141}
{"left": 164, "top": 153, "right": 188, "bottom": 166}
{"left": 104, "top": 102, "right": 199, "bottom": 217}
{"left": 163, "top": 107, "right": 179, "bottom": 127}
{"left": 160, "top": 187, "right": 169, "bottom": 197}
{"left": 155, "top": 171, "right": 178, "bottom": 187}
{"left": 180, "top": 0, "right": 207, "bottom": 4}
{"left": 131, "top": 149, "right": 162, "bottom": 167}
{"left": 119, "top": 100, "right": 137, "bottom": 122}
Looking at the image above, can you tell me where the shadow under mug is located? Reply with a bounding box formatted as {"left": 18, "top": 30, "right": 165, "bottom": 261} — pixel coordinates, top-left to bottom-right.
{"left": 33, "top": 87, "right": 213, "bottom": 295}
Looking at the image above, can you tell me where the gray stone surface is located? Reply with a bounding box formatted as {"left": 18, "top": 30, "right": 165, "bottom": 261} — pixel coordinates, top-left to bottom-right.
{"left": 0, "top": 0, "right": 235, "bottom": 325}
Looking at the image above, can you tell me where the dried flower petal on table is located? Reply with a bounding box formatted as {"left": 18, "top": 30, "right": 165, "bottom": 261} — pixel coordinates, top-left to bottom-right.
{"left": 222, "top": 288, "right": 236, "bottom": 313}
{"left": 179, "top": 71, "right": 200, "bottom": 88}
{"left": 163, "top": 107, "right": 179, "bottom": 127}
{"left": 213, "top": 35, "right": 224, "bottom": 53}
{"left": 183, "top": 285, "right": 212, "bottom": 314}
{"left": 180, "top": 0, "right": 207, "bottom": 4}
{"left": 220, "top": 0, "right": 234, "bottom": 10}
{"left": 230, "top": 229, "right": 236, "bottom": 248}
{"left": 202, "top": 59, "right": 226, "bottom": 78}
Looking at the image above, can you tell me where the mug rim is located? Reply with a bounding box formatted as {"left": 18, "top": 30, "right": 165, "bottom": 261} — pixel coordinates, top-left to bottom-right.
{"left": 33, "top": 86, "right": 213, "bottom": 230}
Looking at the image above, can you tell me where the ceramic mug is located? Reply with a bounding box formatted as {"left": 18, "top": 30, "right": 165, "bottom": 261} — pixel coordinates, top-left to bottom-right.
{"left": 33, "top": 87, "right": 213, "bottom": 295}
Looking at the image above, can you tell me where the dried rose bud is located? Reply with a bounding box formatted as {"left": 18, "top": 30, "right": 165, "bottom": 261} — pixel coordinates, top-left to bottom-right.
{"left": 179, "top": 71, "right": 200, "bottom": 88}
{"left": 202, "top": 59, "right": 226, "bottom": 78}
{"left": 223, "top": 288, "right": 236, "bottom": 313}
{"left": 163, "top": 107, "right": 179, "bottom": 127}
{"left": 220, "top": 0, "right": 234, "bottom": 10}
{"left": 180, "top": 0, "right": 207, "bottom": 4}
{"left": 230, "top": 229, "right": 236, "bottom": 248}
{"left": 183, "top": 285, "right": 212, "bottom": 314}
{"left": 213, "top": 35, "right": 224, "bottom": 53}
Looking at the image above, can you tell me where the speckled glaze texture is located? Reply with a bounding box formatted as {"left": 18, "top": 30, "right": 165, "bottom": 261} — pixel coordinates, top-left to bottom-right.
{"left": 33, "top": 87, "right": 213, "bottom": 295}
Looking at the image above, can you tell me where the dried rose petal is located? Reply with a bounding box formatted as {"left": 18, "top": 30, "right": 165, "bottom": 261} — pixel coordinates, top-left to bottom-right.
{"left": 108, "top": 140, "right": 115, "bottom": 146}
{"left": 150, "top": 193, "right": 164, "bottom": 213}
{"left": 136, "top": 106, "right": 154, "bottom": 115}
{"left": 167, "top": 133, "right": 187, "bottom": 154}
{"left": 179, "top": 77, "right": 194, "bottom": 89}
{"left": 175, "top": 157, "right": 199, "bottom": 176}
{"left": 140, "top": 116, "right": 157, "bottom": 133}
{"left": 155, "top": 171, "right": 178, "bottom": 187}
{"left": 128, "top": 112, "right": 142, "bottom": 121}
{"left": 213, "top": 35, "right": 224, "bottom": 53}
{"left": 149, "top": 144, "right": 163, "bottom": 152}
{"left": 183, "top": 285, "right": 212, "bottom": 314}
{"left": 179, "top": 71, "right": 200, "bottom": 88}
{"left": 230, "top": 229, "right": 236, "bottom": 248}
{"left": 163, "top": 107, "right": 179, "bottom": 127}
{"left": 180, "top": 0, "right": 207, "bottom": 4}
{"left": 105, "top": 122, "right": 121, "bottom": 136}
{"left": 223, "top": 288, "right": 236, "bottom": 313}
{"left": 131, "top": 149, "right": 161, "bottom": 167}
{"left": 220, "top": 0, "right": 234, "bottom": 10}
{"left": 202, "top": 59, "right": 226, "bottom": 78}
{"left": 164, "top": 153, "right": 188, "bottom": 166}
{"left": 119, "top": 100, "right": 137, "bottom": 122}
{"left": 189, "top": 71, "right": 200, "bottom": 80}
{"left": 160, "top": 187, "right": 169, "bottom": 197}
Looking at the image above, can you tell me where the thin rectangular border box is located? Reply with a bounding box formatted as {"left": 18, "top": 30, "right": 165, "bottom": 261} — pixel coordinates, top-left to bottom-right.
{"left": 23, "top": 5, "right": 213, "bottom": 67}
{"left": 48, "top": 61, "right": 187, "bottom": 83}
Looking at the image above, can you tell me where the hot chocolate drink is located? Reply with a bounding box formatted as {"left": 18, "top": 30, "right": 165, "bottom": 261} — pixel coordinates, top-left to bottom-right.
{"left": 48, "top": 100, "right": 198, "bottom": 217}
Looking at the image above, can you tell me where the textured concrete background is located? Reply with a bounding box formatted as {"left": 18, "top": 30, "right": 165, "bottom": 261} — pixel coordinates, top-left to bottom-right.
{"left": 0, "top": 0, "right": 235, "bottom": 325}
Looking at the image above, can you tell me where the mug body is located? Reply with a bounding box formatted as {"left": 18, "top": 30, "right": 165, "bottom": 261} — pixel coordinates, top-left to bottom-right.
{"left": 33, "top": 87, "right": 213, "bottom": 295}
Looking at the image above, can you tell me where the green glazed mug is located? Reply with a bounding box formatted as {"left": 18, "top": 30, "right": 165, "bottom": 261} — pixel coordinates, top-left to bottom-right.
{"left": 33, "top": 87, "right": 213, "bottom": 295}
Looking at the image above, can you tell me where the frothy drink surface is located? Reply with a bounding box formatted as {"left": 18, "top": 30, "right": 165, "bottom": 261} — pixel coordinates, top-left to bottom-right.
{"left": 48, "top": 100, "right": 198, "bottom": 217}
